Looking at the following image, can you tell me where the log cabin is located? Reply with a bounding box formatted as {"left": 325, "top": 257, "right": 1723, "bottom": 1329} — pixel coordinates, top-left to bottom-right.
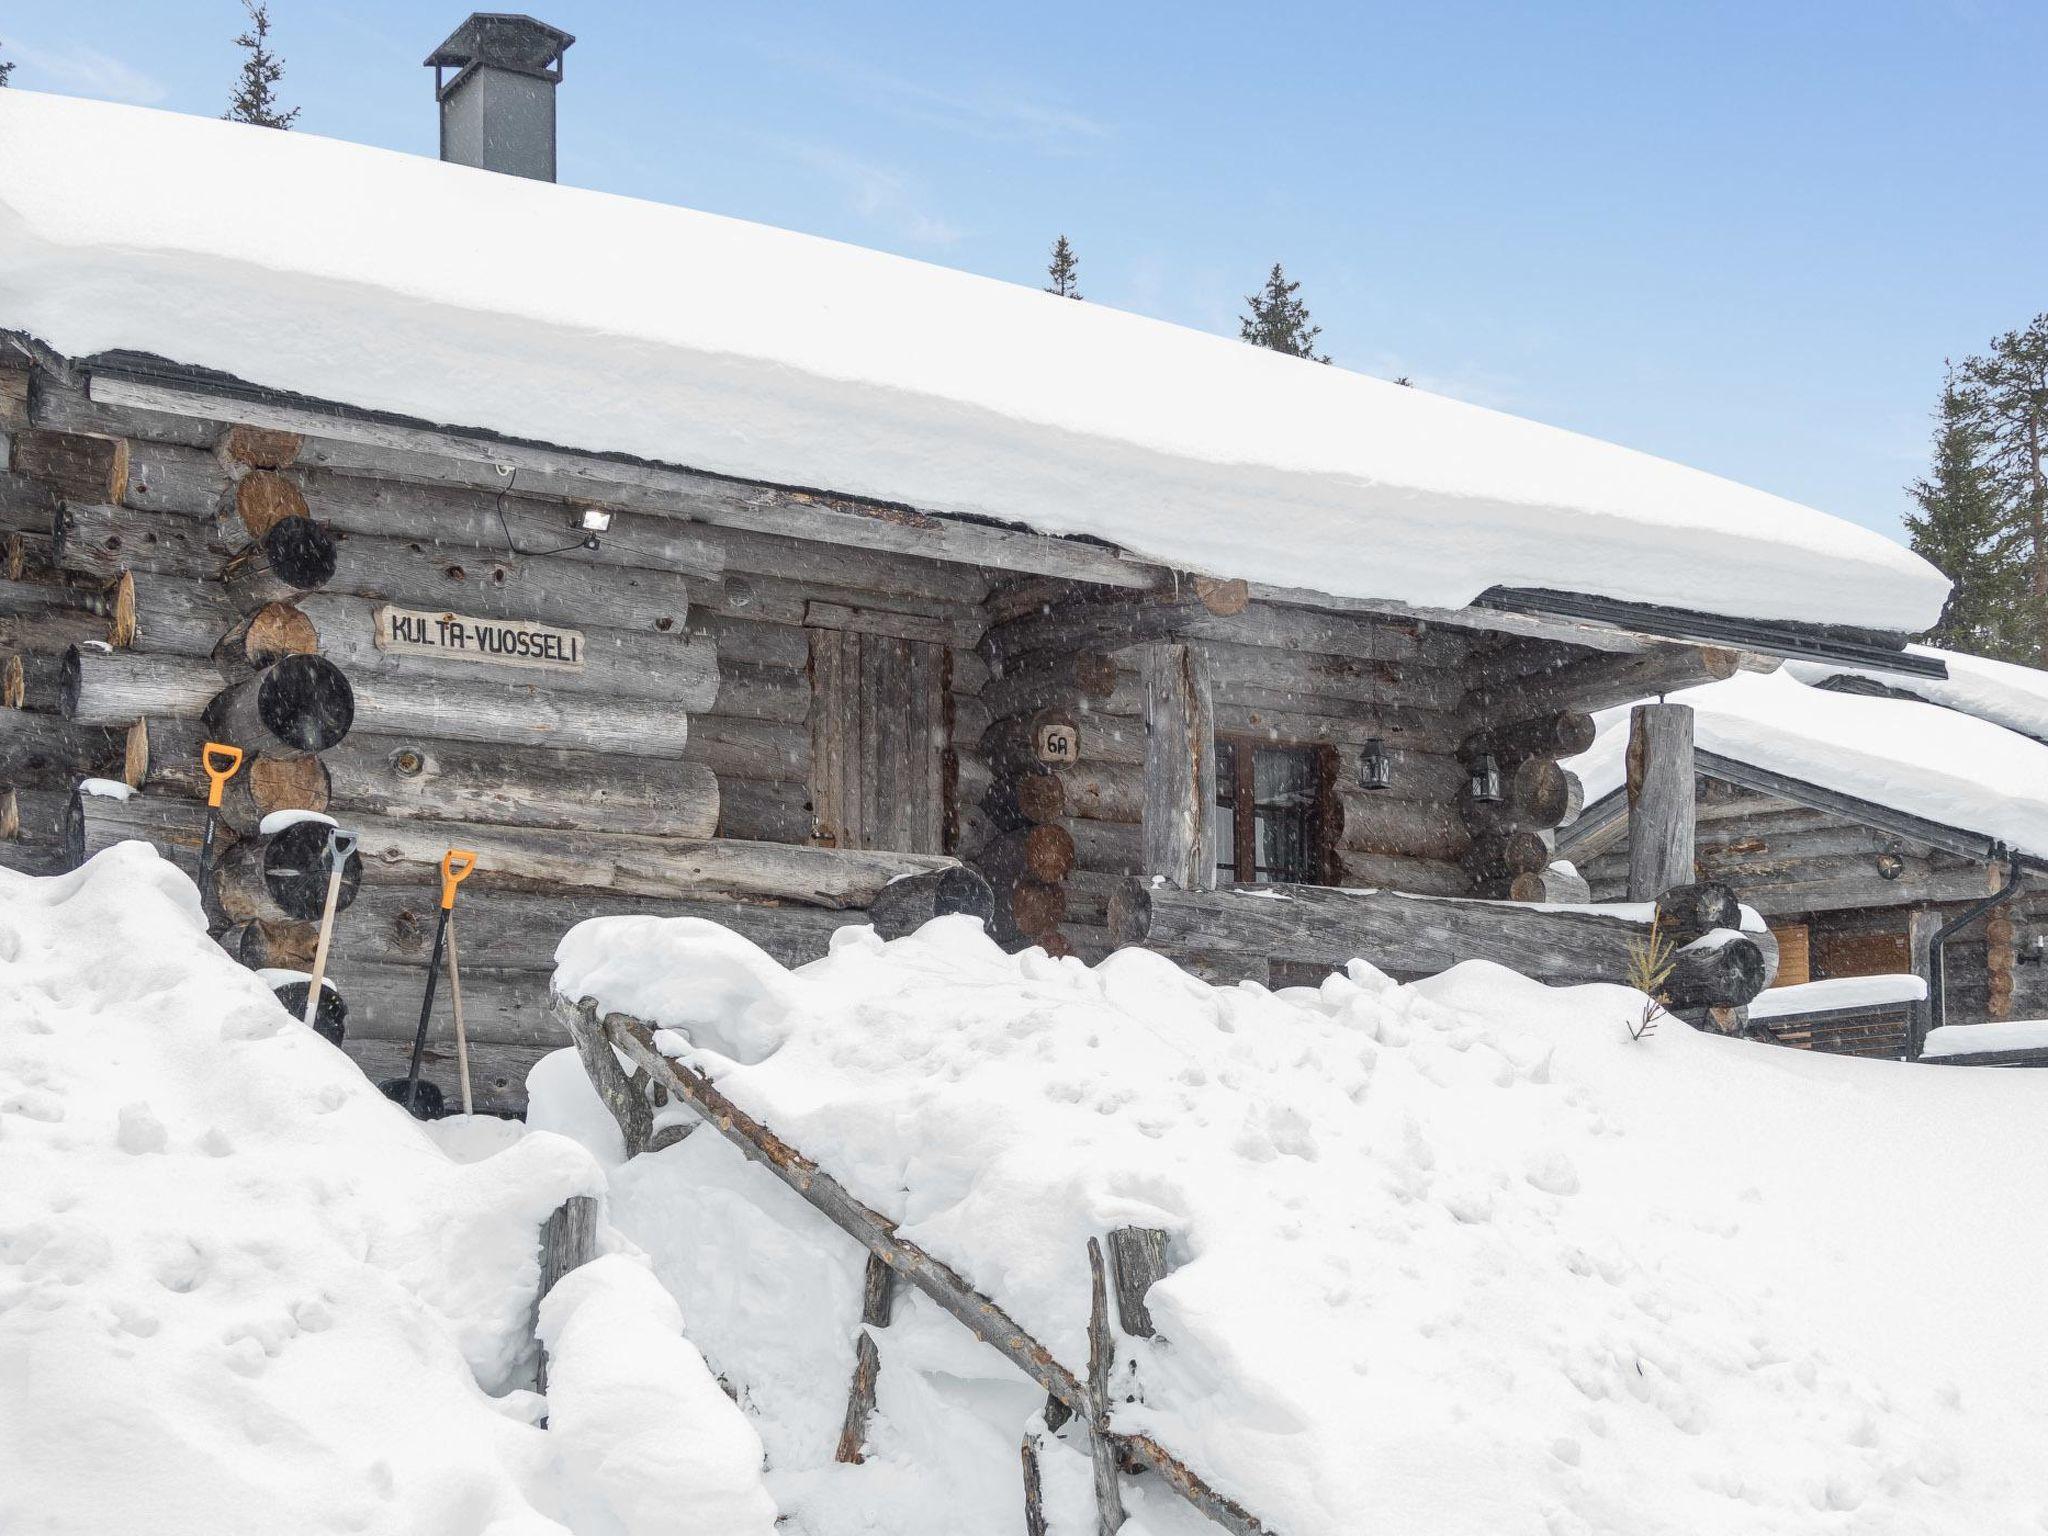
{"left": 1559, "top": 653, "right": 2048, "bottom": 1061}
{"left": 0, "top": 28, "right": 1956, "bottom": 1111}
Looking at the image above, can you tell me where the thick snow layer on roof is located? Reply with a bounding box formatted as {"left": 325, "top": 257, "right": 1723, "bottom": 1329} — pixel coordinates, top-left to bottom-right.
{"left": 1924, "top": 1019, "right": 2048, "bottom": 1058}
{"left": 553, "top": 913, "right": 2048, "bottom": 1534}
{"left": 1567, "top": 667, "right": 2048, "bottom": 858}
{"left": 1747, "top": 973, "right": 1926, "bottom": 1021}
{"left": 1790, "top": 642, "right": 2048, "bottom": 743}
{"left": 0, "top": 90, "right": 1946, "bottom": 632}
{"left": 0, "top": 844, "right": 776, "bottom": 1535}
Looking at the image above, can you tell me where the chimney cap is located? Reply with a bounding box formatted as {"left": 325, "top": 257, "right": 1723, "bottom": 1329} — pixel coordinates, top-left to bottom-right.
{"left": 424, "top": 13, "right": 574, "bottom": 82}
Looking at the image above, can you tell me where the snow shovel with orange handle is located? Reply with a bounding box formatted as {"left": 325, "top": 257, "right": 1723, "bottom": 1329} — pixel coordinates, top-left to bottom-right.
{"left": 198, "top": 742, "right": 244, "bottom": 876}
{"left": 399, "top": 848, "right": 477, "bottom": 1115}
{"left": 300, "top": 827, "right": 358, "bottom": 1033}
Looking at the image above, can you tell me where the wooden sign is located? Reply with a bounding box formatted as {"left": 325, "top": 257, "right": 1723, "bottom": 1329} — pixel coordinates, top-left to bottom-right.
{"left": 373, "top": 604, "right": 585, "bottom": 673}
{"left": 1035, "top": 721, "right": 1079, "bottom": 764}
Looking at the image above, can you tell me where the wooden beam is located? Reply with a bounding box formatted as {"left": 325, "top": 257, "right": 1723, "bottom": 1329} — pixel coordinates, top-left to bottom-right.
{"left": 1625, "top": 702, "right": 1695, "bottom": 901}
{"left": 1140, "top": 643, "right": 1215, "bottom": 890}
{"left": 1471, "top": 645, "right": 1740, "bottom": 722}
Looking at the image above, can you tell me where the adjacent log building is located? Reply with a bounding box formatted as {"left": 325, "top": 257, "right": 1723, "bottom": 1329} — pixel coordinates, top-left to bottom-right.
{"left": 1561, "top": 662, "right": 2048, "bottom": 1060}
{"left": 0, "top": 47, "right": 1958, "bottom": 1109}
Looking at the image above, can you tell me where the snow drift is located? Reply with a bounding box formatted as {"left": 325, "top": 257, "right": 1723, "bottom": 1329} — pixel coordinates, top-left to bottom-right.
{"left": 551, "top": 913, "right": 2048, "bottom": 1535}
{"left": 0, "top": 844, "right": 776, "bottom": 1535}
{"left": 0, "top": 89, "right": 1944, "bottom": 632}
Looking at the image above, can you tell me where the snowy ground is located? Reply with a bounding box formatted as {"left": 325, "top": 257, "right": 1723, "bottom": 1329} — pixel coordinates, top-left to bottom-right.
{"left": 550, "top": 914, "right": 2048, "bottom": 1536}
{"left": 9, "top": 846, "right": 2048, "bottom": 1534}
{"left": 0, "top": 846, "right": 775, "bottom": 1536}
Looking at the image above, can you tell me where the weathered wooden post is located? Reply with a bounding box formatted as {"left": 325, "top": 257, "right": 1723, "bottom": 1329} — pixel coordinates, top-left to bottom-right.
{"left": 1139, "top": 643, "right": 1214, "bottom": 891}
{"left": 1085, "top": 1236, "right": 1126, "bottom": 1534}
{"left": 535, "top": 1193, "right": 600, "bottom": 1396}
{"left": 833, "top": 1251, "right": 898, "bottom": 1464}
{"left": 1625, "top": 701, "right": 1695, "bottom": 901}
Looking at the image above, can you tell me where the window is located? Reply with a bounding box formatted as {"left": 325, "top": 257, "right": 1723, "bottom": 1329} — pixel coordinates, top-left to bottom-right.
{"left": 1216, "top": 740, "right": 1322, "bottom": 885}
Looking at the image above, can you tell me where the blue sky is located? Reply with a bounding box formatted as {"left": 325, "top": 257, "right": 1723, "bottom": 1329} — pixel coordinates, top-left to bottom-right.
{"left": 4, "top": 1, "right": 2043, "bottom": 545}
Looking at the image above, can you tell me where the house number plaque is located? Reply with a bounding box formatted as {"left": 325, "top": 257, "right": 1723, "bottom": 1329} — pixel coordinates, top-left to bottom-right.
{"left": 1035, "top": 722, "right": 1079, "bottom": 764}
{"left": 373, "top": 604, "right": 586, "bottom": 673}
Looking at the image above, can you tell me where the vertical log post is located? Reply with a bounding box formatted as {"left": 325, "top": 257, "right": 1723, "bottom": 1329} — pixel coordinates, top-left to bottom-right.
{"left": 1085, "top": 1236, "right": 1126, "bottom": 1534}
{"left": 1624, "top": 701, "right": 1695, "bottom": 902}
{"left": 833, "top": 1251, "right": 898, "bottom": 1464}
{"left": 1140, "top": 643, "right": 1215, "bottom": 891}
{"left": 535, "top": 1192, "right": 600, "bottom": 1396}
{"left": 1106, "top": 1226, "right": 1173, "bottom": 1339}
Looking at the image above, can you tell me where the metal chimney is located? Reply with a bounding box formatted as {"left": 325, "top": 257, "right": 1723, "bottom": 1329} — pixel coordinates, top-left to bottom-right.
{"left": 425, "top": 14, "right": 574, "bottom": 182}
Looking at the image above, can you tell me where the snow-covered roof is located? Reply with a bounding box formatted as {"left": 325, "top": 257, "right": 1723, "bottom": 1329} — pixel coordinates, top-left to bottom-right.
{"left": 0, "top": 90, "right": 1948, "bottom": 633}
{"left": 1566, "top": 666, "right": 2048, "bottom": 860}
{"left": 1787, "top": 643, "right": 2048, "bottom": 744}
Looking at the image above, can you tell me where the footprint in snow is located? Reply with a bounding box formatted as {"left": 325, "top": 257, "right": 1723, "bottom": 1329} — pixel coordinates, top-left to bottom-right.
{"left": 117, "top": 1102, "right": 168, "bottom": 1155}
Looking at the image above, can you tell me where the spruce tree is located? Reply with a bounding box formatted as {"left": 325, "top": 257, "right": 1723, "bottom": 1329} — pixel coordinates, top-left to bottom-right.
{"left": 1046, "top": 235, "right": 1081, "bottom": 300}
{"left": 1954, "top": 315, "right": 2048, "bottom": 659}
{"left": 1240, "top": 263, "right": 1329, "bottom": 363}
{"left": 0, "top": 41, "right": 14, "bottom": 87}
{"left": 1905, "top": 375, "right": 2028, "bottom": 659}
{"left": 225, "top": 1, "right": 299, "bottom": 129}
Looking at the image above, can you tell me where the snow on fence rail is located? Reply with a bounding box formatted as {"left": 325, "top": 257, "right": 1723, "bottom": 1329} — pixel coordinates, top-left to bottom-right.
{"left": 550, "top": 990, "right": 1275, "bottom": 1536}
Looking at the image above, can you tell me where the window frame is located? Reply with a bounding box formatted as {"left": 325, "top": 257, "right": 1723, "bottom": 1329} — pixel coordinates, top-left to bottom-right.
{"left": 1214, "top": 735, "right": 1328, "bottom": 886}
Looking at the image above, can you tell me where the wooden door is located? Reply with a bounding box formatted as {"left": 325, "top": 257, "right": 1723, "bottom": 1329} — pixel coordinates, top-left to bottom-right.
{"left": 808, "top": 628, "right": 947, "bottom": 853}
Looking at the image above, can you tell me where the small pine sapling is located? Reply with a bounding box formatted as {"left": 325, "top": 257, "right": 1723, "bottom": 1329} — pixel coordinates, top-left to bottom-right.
{"left": 1046, "top": 235, "right": 1081, "bottom": 300}
{"left": 1623, "top": 913, "right": 1675, "bottom": 1041}
{"left": 225, "top": 0, "right": 300, "bottom": 129}
{"left": 0, "top": 40, "right": 14, "bottom": 87}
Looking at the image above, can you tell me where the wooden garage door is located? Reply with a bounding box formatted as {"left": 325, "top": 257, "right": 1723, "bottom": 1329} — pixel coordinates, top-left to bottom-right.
{"left": 807, "top": 628, "right": 947, "bottom": 853}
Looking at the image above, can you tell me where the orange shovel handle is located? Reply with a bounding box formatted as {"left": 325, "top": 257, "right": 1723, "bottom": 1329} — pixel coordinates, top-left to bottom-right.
{"left": 201, "top": 742, "right": 244, "bottom": 809}
{"left": 439, "top": 849, "right": 477, "bottom": 910}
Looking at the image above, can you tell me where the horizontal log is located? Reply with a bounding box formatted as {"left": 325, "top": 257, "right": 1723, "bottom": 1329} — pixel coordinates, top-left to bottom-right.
{"left": 1053, "top": 760, "right": 1145, "bottom": 823}
{"left": 710, "top": 660, "right": 809, "bottom": 724}
{"left": 205, "top": 654, "right": 354, "bottom": 759}
{"left": 681, "top": 714, "right": 809, "bottom": 782}
{"left": 1196, "top": 638, "right": 1460, "bottom": 713}
{"left": 322, "top": 733, "right": 718, "bottom": 838}
{"left": 255, "top": 881, "right": 863, "bottom": 973}
{"left": 1065, "top": 816, "right": 1141, "bottom": 875}
{"left": 65, "top": 785, "right": 206, "bottom": 876}
{"left": 3, "top": 785, "right": 69, "bottom": 847}
{"left": 1664, "top": 932, "right": 1769, "bottom": 1011}
{"left": 298, "top": 465, "right": 725, "bottom": 581}
{"left": 304, "top": 962, "right": 559, "bottom": 1048}
{"left": 127, "top": 443, "right": 233, "bottom": 516}
{"left": 1329, "top": 850, "right": 1473, "bottom": 897}
{"left": 691, "top": 612, "right": 810, "bottom": 671}
{"left": 1113, "top": 881, "right": 1768, "bottom": 1006}
{"left": 804, "top": 600, "right": 979, "bottom": 649}
{"left": 1327, "top": 788, "right": 1471, "bottom": 860}
{"left": 983, "top": 594, "right": 1453, "bottom": 674}
{"left": 0, "top": 709, "right": 126, "bottom": 788}
{"left": 978, "top": 652, "right": 1120, "bottom": 722}
{"left": 716, "top": 776, "right": 813, "bottom": 843}
{"left": 1476, "top": 646, "right": 1740, "bottom": 722}
{"left": 52, "top": 500, "right": 223, "bottom": 583}
{"left": 343, "top": 1038, "right": 552, "bottom": 1117}
{"left": 212, "top": 818, "right": 363, "bottom": 926}
{"left": 5, "top": 650, "right": 68, "bottom": 711}
{"left": 324, "top": 527, "right": 692, "bottom": 637}
{"left": 709, "top": 522, "right": 987, "bottom": 605}
{"left": 346, "top": 672, "right": 688, "bottom": 760}
{"left": 0, "top": 470, "right": 58, "bottom": 533}
{"left": 983, "top": 711, "right": 1144, "bottom": 773}
{"left": 869, "top": 866, "right": 995, "bottom": 938}
{"left": 1462, "top": 828, "right": 1551, "bottom": 879}
{"left": 1056, "top": 922, "right": 1116, "bottom": 962}
{"left": 295, "top": 592, "right": 720, "bottom": 709}
{"left": 339, "top": 809, "right": 958, "bottom": 908}
{"left": 29, "top": 379, "right": 216, "bottom": 451}
{"left": 1061, "top": 869, "right": 1118, "bottom": 927}
{"left": 1, "top": 607, "right": 115, "bottom": 656}
{"left": 1466, "top": 711, "right": 1596, "bottom": 762}
{"left": 63, "top": 646, "right": 221, "bottom": 726}
{"left": 11, "top": 428, "right": 128, "bottom": 505}
{"left": 1510, "top": 865, "right": 1593, "bottom": 904}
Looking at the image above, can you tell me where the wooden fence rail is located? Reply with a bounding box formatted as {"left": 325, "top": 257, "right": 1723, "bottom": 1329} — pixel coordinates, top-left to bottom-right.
{"left": 551, "top": 991, "right": 1275, "bottom": 1536}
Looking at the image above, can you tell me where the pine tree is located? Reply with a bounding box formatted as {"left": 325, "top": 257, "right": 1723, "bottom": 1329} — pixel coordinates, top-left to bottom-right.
{"left": 1954, "top": 315, "right": 2048, "bottom": 659}
{"left": 1046, "top": 236, "right": 1081, "bottom": 300}
{"left": 0, "top": 40, "right": 14, "bottom": 88}
{"left": 225, "top": 1, "right": 299, "bottom": 129}
{"left": 1239, "top": 263, "right": 1329, "bottom": 363}
{"left": 1905, "top": 374, "right": 2030, "bottom": 659}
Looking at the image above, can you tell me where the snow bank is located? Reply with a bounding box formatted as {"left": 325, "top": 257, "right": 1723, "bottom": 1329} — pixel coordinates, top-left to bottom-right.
{"left": 0, "top": 90, "right": 1944, "bottom": 632}
{"left": 0, "top": 845, "right": 774, "bottom": 1534}
{"left": 1567, "top": 667, "right": 2048, "bottom": 857}
{"left": 1747, "top": 974, "right": 1927, "bottom": 1021}
{"left": 554, "top": 914, "right": 2048, "bottom": 1534}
